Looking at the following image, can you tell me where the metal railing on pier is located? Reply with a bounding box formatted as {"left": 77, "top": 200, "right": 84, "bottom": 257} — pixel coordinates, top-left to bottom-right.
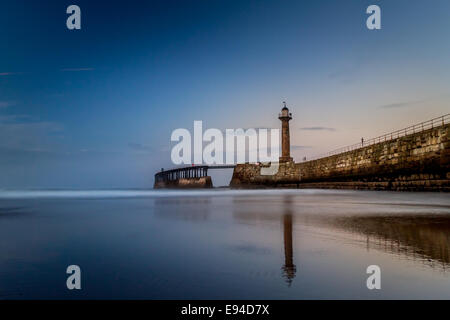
{"left": 307, "top": 113, "right": 449, "bottom": 161}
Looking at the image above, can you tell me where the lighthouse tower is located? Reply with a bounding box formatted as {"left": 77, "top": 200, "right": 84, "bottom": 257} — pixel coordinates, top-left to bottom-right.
{"left": 278, "top": 102, "right": 293, "bottom": 162}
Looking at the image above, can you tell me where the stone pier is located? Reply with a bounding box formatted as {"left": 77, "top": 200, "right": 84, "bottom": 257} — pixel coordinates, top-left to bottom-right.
{"left": 154, "top": 166, "right": 213, "bottom": 189}
{"left": 230, "top": 111, "right": 450, "bottom": 191}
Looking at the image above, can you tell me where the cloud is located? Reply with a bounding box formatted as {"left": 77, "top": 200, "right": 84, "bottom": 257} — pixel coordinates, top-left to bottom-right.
{"left": 128, "top": 143, "right": 154, "bottom": 152}
{"left": 0, "top": 68, "right": 94, "bottom": 76}
{"left": 48, "top": 93, "right": 64, "bottom": 98}
{"left": 378, "top": 99, "right": 427, "bottom": 109}
{"left": 0, "top": 115, "right": 31, "bottom": 122}
{"left": 0, "top": 101, "right": 16, "bottom": 108}
{"left": 0, "top": 72, "right": 24, "bottom": 76}
{"left": 299, "top": 126, "right": 336, "bottom": 131}
{"left": 60, "top": 68, "right": 94, "bottom": 72}
{"left": 291, "top": 145, "right": 312, "bottom": 150}
{"left": 328, "top": 70, "right": 352, "bottom": 80}
{"left": 0, "top": 115, "right": 63, "bottom": 151}
{"left": 327, "top": 60, "right": 364, "bottom": 83}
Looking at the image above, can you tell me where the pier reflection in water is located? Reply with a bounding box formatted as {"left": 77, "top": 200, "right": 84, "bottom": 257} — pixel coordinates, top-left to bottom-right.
{"left": 328, "top": 215, "right": 450, "bottom": 268}
{"left": 231, "top": 190, "right": 450, "bottom": 292}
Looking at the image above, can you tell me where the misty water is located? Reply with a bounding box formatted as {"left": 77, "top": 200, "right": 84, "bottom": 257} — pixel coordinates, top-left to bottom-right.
{"left": 1, "top": 189, "right": 450, "bottom": 299}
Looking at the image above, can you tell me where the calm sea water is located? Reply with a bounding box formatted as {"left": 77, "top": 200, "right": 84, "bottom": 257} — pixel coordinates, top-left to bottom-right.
{"left": 0, "top": 189, "right": 450, "bottom": 299}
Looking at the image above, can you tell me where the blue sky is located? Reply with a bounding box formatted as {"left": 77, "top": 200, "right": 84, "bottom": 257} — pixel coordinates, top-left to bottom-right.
{"left": 1, "top": 0, "right": 449, "bottom": 188}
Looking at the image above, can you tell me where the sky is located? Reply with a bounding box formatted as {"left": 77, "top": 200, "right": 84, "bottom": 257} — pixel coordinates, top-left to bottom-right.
{"left": 0, "top": 0, "right": 449, "bottom": 188}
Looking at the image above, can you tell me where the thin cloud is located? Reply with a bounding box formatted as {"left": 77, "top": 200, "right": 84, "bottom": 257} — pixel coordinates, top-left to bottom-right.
{"left": 378, "top": 99, "right": 427, "bottom": 109}
{"left": 0, "top": 116, "right": 63, "bottom": 152}
{"left": 0, "top": 72, "right": 24, "bottom": 76}
{"left": 291, "top": 145, "right": 312, "bottom": 150}
{"left": 0, "top": 101, "right": 16, "bottom": 108}
{"left": 128, "top": 143, "right": 153, "bottom": 152}
{"left": 0, "top": 115, "right": 31, "bottom": 122}
{"left": 1, "top": 69, "right": 94, "bottom": 76}
{"left": 48, "top": 93, "right": 65, "bottom": 98}
{"left": 299, "top": 126, "right": 336, "bottom": 131}
{"left": 60, "top": 68, "right": 94, "bottom": 72}
{"left": 327, "top": 60, "right": 363, "bottom": 83}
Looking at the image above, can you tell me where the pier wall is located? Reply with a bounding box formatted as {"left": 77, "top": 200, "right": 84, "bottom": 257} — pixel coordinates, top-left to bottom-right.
{"left": 230, "top": 124, "right": 450, "bottom": 191}
{"left": 154, "top": 176, "right": 213, "bottom": 189}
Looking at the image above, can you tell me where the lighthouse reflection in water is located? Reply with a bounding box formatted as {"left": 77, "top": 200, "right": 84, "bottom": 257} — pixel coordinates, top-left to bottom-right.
{"left": 282, "top": 197, "right": 296, "bottom": 286}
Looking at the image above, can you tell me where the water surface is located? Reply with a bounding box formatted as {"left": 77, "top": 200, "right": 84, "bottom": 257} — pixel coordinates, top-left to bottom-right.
{"left": 1, "top": 189, "right": 449, "bottom": 299}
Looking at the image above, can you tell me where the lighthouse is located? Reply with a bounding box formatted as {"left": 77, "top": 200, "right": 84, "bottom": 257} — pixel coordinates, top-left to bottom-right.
{"left": 278, "top": 102, "right": 293, "bottom": 162}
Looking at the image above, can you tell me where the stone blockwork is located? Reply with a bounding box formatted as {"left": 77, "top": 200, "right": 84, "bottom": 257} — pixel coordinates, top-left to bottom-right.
{"left": 154, "top": 176, "right": 213, "bottom": 189}
{"left": 230, "top": 161, "right": 300, "bottom": 188}
{"left": 230, "top": 124, "right": 450, "bottom": 191}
